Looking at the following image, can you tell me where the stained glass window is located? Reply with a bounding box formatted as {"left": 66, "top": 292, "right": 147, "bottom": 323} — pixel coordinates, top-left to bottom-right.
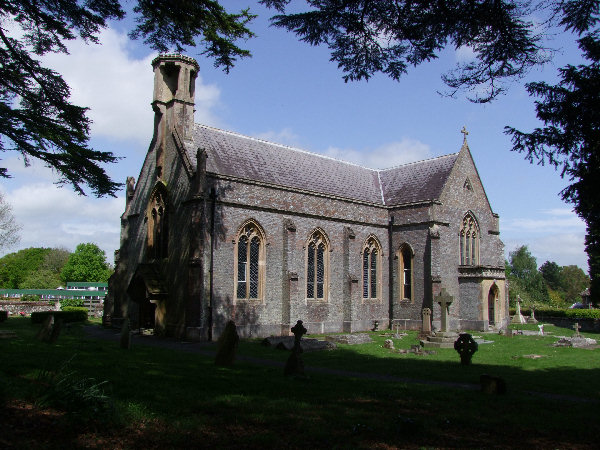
{"left": 362, "top": 237, "right": 381, "bottom": 299}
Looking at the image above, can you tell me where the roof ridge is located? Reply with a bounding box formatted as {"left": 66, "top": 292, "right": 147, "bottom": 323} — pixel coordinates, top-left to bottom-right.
{"left": 378, "top": 152, "right": 459, "bottom": 172}
{"left": 195, "top": 123, "right": 378, "bottom": 172}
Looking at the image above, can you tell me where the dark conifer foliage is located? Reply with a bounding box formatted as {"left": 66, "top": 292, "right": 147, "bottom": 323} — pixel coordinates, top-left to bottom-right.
{"left": 0, "top": 1, "right": 254, "bottom": 197}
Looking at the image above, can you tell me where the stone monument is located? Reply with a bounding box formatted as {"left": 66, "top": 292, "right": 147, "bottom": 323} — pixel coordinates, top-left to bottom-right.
{"left": 454, "top": 333, "right": 478, "bottom": 365}
{"left": 284, "top": 320, "right": 307, "bottom": 377}
{"left": 215, "top": 320, "right": 240, "bottom": 366}
{"left": 421, "top": 308, "right": 432, "bottom": 335}
{"left": 511, "top": 295, "right": 527, "bottom": 324}
{"left": 421, "top": 289, "right": 458, "bottom": 348}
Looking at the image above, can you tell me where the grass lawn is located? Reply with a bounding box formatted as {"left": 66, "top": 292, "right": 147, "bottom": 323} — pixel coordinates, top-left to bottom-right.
{"left": 1, "top": 318, "right": 598, "bottom": 449}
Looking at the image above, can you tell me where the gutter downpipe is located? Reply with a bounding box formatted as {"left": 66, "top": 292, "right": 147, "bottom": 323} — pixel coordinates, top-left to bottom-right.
{"left": 388, "top": 215, "right": 394, "bottom": 330}
{"left": 208, "top": 188, "right": 216, "bottom": 341}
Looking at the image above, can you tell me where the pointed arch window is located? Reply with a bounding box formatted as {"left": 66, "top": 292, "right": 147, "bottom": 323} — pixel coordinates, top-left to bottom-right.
{"left": 147, "top": 186, "right": 168, "bottom": 260}
{"left": 362, "top": 237, "right": 382, "bottom": 300}
{"left": 460, "top": 213, "right": 480, "bottom": 266}
{"left": 306, "top": 229, "right": 329, "bottom": 300}
{"left": 398, "top": 244, "right": 414, "bottom": 301}
{"left": 234, "top": 221, "right": 266, "bottom": 301}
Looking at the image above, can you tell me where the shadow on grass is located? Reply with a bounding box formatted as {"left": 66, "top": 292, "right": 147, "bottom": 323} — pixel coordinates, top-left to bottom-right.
{"left": 1, "top": 318, "right": 599, "bottom": 449}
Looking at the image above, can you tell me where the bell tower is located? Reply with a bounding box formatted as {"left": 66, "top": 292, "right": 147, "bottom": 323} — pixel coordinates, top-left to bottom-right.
{"left": 151, "top": 54, "right": 199, "bottom": 176}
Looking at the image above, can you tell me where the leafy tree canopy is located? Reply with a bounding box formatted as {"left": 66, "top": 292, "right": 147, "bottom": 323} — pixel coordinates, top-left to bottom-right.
{"left": 60, "top": 243, "right": 112, "bottom": 283}
{"left": 0, "top": 247, "right": 51, "bottom": 288}
{"left": 0, "top": 0, "right": 255, "bottom": 196}
{"left": 540, "top": 260, "right": 562, "bottom": 290}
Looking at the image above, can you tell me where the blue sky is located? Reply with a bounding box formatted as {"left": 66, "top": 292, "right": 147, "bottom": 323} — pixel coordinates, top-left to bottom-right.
{"left": 0, "top": 3, "right": 588, "bottom": 271}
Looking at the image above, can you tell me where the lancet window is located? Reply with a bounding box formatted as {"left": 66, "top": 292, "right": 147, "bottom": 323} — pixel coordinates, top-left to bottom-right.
{"left": 362, "top": 237, "right": 381, "bottom": 299}
{"left": 306, "top": 229, "right": 329, "bottom": 300}
{"left": 460, "top": 213, "right": 480, "bottom": 266}
{"left": 235, "top": 221, "right": 265, "bottom": 301}
{"left": 147, "top": 186, "right": 168, "bottom": 260}
{"left": 398, "top": 244, "right": 413, "bottom": 301}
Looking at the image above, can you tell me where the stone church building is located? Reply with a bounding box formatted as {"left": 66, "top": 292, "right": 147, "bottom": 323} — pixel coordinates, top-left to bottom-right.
{"left": 104, "top": 54, "right": 509, "bottom": 340}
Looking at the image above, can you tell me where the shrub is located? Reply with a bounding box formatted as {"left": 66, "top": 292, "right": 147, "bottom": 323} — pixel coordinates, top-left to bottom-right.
{"left": 36, "top": 356, "right": 114, "bottom": 422}
{"left": 21, "top": 294, "right": 41, "bottom": 302}
{"left": 0, "top": 310, "right": 7, "bottom": 322}
{"left": 31, "top": 310, "right": 88, "bottom": 324}
{"left": 565, "top": 309, "right": 600, "bottom": 319}
{"left": 60, "top": 298, "right": 84, "bottom": 308}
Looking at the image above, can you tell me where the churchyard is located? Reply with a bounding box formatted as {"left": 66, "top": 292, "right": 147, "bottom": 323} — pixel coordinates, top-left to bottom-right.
{"left": 0, "top": 317, "right": 598, "bottom": 449}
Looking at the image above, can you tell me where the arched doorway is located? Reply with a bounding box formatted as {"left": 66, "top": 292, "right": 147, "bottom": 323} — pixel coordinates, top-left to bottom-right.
{"left": 128, "top": 274, "right": 156, "bottom": 330}
{"left": 488, "top": 284, "right": 499, "bottom": 326}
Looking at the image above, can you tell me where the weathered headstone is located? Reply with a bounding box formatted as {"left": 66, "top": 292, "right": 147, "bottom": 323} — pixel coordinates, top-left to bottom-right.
{"left": 284, "top": 320, "right": 307, "bottom": 377}
{"left": 480, "top": 374, "right": 506, "bottom": 394}
{"left": 215, "top": 320, "right": 240, "bottom": 366}
{"left": 48, "top": 317, "right": 62, "bottom": 343}
{"left": 36, "top": 315, "right": 54, "bottom": 342}
{"left": 511, "top": 296, "right": 527, "bottom": 324}
{"left": 383, "top": 339, "right": 394, "bottom": 349}
{"left": 120, "top": 317, "right": 131, "bottom": 349}
{"left": 436, "top": 289, "right": 453, "bottom": 332}
{"left": 454, "top": 333, "right": 478, "bottom": 365}
{"left": 527, "top": 308, "right": 538, "bottom": 324}
{"left": 573, "top": 322, "right": 582, "bottom": 337}
{"left": 421, "top": 308, "right": 432, "bottom": 334}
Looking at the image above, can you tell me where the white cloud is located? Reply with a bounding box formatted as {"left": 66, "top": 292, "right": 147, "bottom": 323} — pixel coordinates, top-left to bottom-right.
{"left": 1, "top": 182, "right": 122, "bottom": 262}
{"left": 502, "top": 208, "right": 588, "bottom": 270}
{"left": 41, "top": 27, "right": 222, "bottom": 144}
{"left": 253, "top": 128, "right": 302, "bottom": 147}
{"left": 324, "top": 138, "right": 432, "bottom": 169}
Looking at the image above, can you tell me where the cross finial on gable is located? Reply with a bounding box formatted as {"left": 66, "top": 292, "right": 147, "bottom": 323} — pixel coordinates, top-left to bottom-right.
{"left": 461, "top": 126, "right": 469, "bottom": 145}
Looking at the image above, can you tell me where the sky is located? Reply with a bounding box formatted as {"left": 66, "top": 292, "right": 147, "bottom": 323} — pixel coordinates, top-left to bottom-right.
{"left": 0, "top": 3, "right": 588, "bottom": 271}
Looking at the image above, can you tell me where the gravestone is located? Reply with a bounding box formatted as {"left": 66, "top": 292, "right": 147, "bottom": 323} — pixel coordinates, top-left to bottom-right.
{"left": 454, "top": 333, "right": 478, "bottom": 365}
{"left": 527, "top": 308, "right": 538, "bottom": 324}
{"left": 36, "top": 315, "right": 54, "bottom": 342}
{"left": 48, "top": 317, "right": 62, "bottom": 343}
{"left": 573, "top": 322, "right": 582, "bottom": 337}
{"left": 421, "top": 308, "right": 432, "bottom": 334}
{"left": 215, "top": 320, "right": 240, "bottom": 366}
{"left": 511, "top": 296, "right": 527, "bottom": 324}
{"left": 120, "top": 317, "right": 131, "bottom": 349}
{"left": 480, "top": 374, "right": 506, "bottom": 394}
{"left": 437, "top": 289, "right": 453, "bottom": 332}
{"left": 284, "top": 320, "right": 307, "bottom": 377}
{"left": 383, "top": 339, "right": 394, "bottom": 349}
{"left": 538, "top": 324, "right": 544, "bottom": 336}
{"left": 421, "top": 289, "right": 458, "bottom": 348}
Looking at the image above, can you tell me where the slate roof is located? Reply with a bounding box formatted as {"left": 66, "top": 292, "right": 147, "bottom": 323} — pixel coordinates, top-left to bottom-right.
{"left": 191, "top": 124, "right": 459, "bottom": 207}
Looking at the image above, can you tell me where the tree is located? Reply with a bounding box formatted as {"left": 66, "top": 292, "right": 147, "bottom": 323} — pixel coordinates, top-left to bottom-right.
{"left": 507, "top": 245, "right": 549, "bottom": 305}
{"left": 1, "top": 1, "right": 255, "bottom": 196}
{"left": 0, "top": 247, "right": 50, "bottom": 288}
{"left": 559, "top": 264, "right": 590, "bottom": 303}
{"left": 539, "top": 261, "right": 563, "bottom": 290}
{"left": 60, "top": 243, "right": 112, "bottom": 283}
{"left": 0, "top": 191, "right": 20, "bottom": 251}
{"left": 19, "top": 247, "right": 71, "bottom": 288}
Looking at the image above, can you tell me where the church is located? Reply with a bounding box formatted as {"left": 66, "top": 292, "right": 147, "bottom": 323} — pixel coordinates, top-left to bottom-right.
{"left": 104, "top": 54, "right": 509, "bottom": 340}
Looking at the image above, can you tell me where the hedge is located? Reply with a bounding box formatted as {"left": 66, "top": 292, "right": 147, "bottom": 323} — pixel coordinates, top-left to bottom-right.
{"left": 509, "top": 307, "right": 600, "bottom": 319}
{"left": 60, "top": 298, "right": 84, "bottom": 309}
{"left": 31, "top": 310, "right": 88, "bottom": 324}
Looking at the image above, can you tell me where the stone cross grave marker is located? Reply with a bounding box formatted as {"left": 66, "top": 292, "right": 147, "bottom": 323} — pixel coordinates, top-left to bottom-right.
{"left": 284, "top": 320, "right": 307, "bottom": 377}
{"left": 422, "top": 308, "right": 432, "bottom": 334}
{"left": 435, "top": 289, "right": 453, "bottom": 332}
{"left": 454, "top": 333, "right": 479, "bottom": 365}
{"left": 573, "top": 322, "right": 582, "bottom": 337}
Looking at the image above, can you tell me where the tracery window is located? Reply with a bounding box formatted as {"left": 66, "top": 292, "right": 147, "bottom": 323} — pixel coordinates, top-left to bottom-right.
{"left": 306, "top": 229, "right": 329, "bottom": 300}
{"left": 460, "top": 212, "right": 479, "bottom": 266}
{"left": 362, "top": 237, "right": 381, "bottom": 299}
{"left": 234, "top": 221, "right": 265, "bottom": 301}
{"left": 398, "top": 244, "right": 413, "bottom": 301}
{"left": 147, "top": 186, "right": 168, "bottom": 259}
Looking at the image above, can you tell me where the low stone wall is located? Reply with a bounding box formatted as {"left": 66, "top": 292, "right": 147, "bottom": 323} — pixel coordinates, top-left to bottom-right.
{"left": 0, "top": 300, "right": 58, "bottom": 316}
